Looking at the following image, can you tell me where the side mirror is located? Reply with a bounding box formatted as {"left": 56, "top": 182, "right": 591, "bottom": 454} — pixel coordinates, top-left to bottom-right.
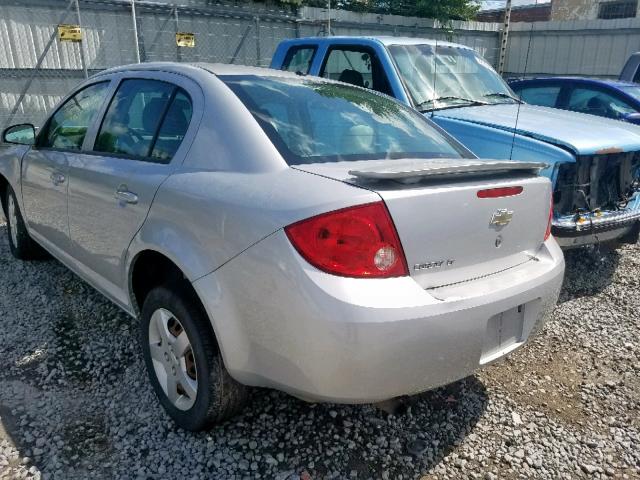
{"left": 623, "top": 112, "right": 640, "bottom": 125}
{"left": 2, "top": 123, "right": 36, "bottom": 145}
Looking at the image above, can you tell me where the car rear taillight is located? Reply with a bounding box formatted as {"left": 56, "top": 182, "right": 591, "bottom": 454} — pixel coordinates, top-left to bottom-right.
{"left": 477, "top": 186, "right": 523, "bottom": 198}
{"left": 544, "top": 196, "right": 554, "bottom": 241}
{"left": 285, "top": 202, "right": 409, "bottom": 278}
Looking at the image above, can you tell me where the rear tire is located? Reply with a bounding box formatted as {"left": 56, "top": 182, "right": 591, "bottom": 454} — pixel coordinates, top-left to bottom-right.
{"left": 140, "top": 282, "right": 249, "bottom": 431}
{"left": 4, "top": 187, "right": 44, "bottom": 260}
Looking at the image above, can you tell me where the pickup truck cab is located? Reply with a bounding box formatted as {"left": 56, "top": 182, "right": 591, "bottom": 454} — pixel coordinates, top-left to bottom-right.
{"left": 272, "top": 37, "right": 640, "bottom": 248}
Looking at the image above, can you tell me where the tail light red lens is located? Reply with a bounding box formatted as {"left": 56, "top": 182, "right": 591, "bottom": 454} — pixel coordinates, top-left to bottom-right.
{"left": 477, "top": 186, "right": 523, "bottom": 198}
{"left": 285, "top": 202, "right": 409, "bottom": 278}
{"left": 544, "top": 196, "right": 554, "bottom": 241}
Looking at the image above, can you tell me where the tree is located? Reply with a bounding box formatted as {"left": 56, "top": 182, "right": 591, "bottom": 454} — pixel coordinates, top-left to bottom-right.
{"left": 279, "top": 0, "right": 481, "bottom": 22}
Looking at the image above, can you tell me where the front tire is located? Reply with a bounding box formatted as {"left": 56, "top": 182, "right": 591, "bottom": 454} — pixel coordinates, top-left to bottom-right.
{"left": 4, "top": 187, "right": 43, "bottom": 260}
{"left": 140, "top": 282, "right": 249, "bottom": 431}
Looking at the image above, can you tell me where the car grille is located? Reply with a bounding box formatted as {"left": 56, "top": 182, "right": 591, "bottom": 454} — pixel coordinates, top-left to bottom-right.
{"left": 553, "top": 152, "right": 640, "bottom": 215}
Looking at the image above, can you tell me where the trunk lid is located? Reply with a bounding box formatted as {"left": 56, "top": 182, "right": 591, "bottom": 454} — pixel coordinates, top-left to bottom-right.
{"left": 294, "top": 159, "right": 551, "bottom": 288}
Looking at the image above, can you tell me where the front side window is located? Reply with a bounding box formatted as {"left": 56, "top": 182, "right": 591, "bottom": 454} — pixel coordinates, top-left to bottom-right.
{"left": 222, "top": 75, "right": 465, "bottom": 165}
{"left": 321, "top": 47, "right": 392, "bottom": 95}
{"left": 388, "top": 44, "right": 518, "bottom": 111}
{"left": 567, "top": 87, "right": 635, "bottom": 120}
{"left": 514, "top": 85, "right": 562, "bottom": 107}
{"left": 282, "top": 46, "right": 316, "bottom": 74}
{"left": 94, "top": 79, "right": 192, "bottom": 163}
{"left": 38, "top": 82, "right": 109, "bottom": 150}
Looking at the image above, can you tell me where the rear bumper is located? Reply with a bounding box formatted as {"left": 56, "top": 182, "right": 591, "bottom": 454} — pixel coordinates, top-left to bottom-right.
{"left": 194, "top": 233, "right": 564, "bottom": 404}
{"left": 552, "top": 199, "right": 640, "bottom": 248}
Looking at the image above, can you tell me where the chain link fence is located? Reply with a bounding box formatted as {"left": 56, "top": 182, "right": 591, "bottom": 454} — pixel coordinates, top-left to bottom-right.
{"left": 0, "top": 0, "right": 300, "bottom": 129}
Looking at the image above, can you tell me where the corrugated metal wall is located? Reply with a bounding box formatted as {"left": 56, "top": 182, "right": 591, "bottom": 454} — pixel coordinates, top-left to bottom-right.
{"left": 1, "top": 0, "right": 639, "bottom": 129}
{"left": 505, "top": 17, "right": 640, "bottom": 79}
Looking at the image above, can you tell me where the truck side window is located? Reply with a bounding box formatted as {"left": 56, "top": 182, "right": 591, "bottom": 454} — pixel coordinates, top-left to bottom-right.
{"left": 282, "top": 46, "right": 316, "bottom": 74}
{"left": 321, "top": 47, "right": 392, "bottom": 96}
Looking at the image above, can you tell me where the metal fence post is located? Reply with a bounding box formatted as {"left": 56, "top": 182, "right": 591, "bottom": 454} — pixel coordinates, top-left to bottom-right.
{"left": 174, "top": 7, "right": 181, "bottom": 62}
{"left": 497, "top": 0, "right": 512, "bottom": 75}
{"left": 255, "top": 16, "right": 261, "bottom": 66}
{"left": 131, "top": 0, "right": 141, "bottom": 63}
{"left": 75, "top": 0, "right": 88, "bottom": 79}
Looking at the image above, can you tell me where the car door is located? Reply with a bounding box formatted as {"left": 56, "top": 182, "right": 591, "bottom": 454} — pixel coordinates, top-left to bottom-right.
{"left": 20, "top": 82, "right": 111, "bottom": 253}
{"left": 66, "top": 72, "right": 197, "bottom": 303}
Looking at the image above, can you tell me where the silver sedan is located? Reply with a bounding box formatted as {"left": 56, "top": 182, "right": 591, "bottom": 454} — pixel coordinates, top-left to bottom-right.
{"left": 0, "top": 63, "right": 564, "bottom": 430}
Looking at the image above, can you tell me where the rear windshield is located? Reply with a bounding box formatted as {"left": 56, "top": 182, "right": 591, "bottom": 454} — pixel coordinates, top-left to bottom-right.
{"left": 221, "top": 75, "right": 465, "bottom": 165}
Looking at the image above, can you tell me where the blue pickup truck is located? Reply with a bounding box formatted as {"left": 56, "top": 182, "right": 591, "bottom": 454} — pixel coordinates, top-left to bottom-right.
{"left": 271, "top": 36, "right": 640, "bottom": 248}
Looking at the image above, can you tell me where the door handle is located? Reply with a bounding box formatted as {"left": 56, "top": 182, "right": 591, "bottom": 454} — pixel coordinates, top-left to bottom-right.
{"left": 50, "top": 172, "right": 65, "bottom": 186}
{"left": 115, "top": 186, "right": 139, "bottom": 205}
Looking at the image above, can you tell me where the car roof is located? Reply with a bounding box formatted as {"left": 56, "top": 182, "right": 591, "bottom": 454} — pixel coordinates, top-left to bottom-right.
{"left": 282, "top": 35, "right": 471, "bottom": 50}
{"left": 511, "top": 76, "right": 638, "bottom": 89}
{"left": 94, "top": 61, "right": 308, "bottom": 79}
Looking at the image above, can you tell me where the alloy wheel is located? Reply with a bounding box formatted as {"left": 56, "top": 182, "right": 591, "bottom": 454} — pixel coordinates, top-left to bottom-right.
{"left": 148, "top": 308, "right": 198, "bottom": 411}
{"left": 7, "top": 194, "right": 18, "bottom": 249}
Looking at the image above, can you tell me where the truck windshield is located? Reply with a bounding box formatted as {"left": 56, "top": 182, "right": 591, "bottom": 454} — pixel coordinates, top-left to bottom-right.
{"left": 388, "top": 44, "right": 519, "bottom": 112}
{"left": 222, "top": 75, "right": 466, "bottom": 165}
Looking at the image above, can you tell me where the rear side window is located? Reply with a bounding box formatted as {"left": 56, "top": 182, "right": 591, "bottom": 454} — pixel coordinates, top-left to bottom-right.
{"left": 38, "top": 82, "right": 109, "bottom": 150}
{"left": 222, "top": 75, "right": 464, "bottom": 165}
{"left": 151, "top": 91, "right": 193, "bottom": 162}
{"left": 94, "top": 79, "right": 192, "bottom": 163}
{"left": 282, "top": 46, "right": 316, "bottom": 74}
{"left": 514, "top": 85, "right": 561, "bottom": 107}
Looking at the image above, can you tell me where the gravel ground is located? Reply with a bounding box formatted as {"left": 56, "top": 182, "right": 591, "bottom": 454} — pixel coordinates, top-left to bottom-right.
{"left": 0, "top": 215, "right": 638, "bottom": 480}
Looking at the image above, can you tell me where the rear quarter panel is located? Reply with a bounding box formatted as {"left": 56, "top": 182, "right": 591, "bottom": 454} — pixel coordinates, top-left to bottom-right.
{"left": 127, "top": 167, "right": 379, "bottom": 284}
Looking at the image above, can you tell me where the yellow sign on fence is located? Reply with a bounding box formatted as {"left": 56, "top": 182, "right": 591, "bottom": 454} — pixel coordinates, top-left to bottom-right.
{"left": 176, "top": 32, "right": 195, "bottom": 48}
{"left": 58, "top": 24, "right": 82, "bottom": 42}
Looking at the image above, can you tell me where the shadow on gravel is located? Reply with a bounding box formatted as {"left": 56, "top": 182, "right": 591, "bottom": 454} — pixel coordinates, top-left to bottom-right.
{"left": 0, "top": 219, "right": 489, "bottom": 479}
{"left": 559, "top": 245, "right": 621, "bottom": 303}
{"left": 218, "top": 376, "right": 489, "bottom": 479}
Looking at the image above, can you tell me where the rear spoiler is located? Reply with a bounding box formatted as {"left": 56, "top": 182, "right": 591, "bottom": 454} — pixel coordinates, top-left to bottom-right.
{"left": 348, "top": 159, "right": 547, "bottom": 182}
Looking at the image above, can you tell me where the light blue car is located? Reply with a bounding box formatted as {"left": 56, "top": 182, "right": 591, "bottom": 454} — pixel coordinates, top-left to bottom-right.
{"left": 271, "top": 36, "right": 640, "bottom": 248}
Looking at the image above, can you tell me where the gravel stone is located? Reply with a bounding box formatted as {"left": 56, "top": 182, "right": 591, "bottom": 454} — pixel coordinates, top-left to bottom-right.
{"left": 0, "top": 218, "right": 639, "bottom": 479}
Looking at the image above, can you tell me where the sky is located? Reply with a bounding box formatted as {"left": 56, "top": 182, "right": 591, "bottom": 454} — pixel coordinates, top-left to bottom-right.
{"left": 480, "top": 0, "right": 551, "bottom": 10}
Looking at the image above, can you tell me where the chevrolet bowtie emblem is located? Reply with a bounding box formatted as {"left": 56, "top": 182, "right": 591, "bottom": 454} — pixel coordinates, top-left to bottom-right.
{"left": 490, "top": 209, "right": 514, "bottom": 227}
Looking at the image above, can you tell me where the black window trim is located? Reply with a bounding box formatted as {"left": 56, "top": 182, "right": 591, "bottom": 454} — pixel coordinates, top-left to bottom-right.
{"left": 35, "top": 80, "right": 111, "bottom": 153}
{"left": 281, "top": 44, "right": 318, "bottom": 74}
{"left": 90, "top": 77, "right": 192, "bottom": 165}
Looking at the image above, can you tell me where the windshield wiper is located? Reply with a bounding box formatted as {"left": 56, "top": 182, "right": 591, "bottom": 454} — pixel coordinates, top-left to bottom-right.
{"left": 482, "top": 92, "right": 522, "bottom": 103}
{"left": 416, "top": 96, "right": 488, "bottom": 112}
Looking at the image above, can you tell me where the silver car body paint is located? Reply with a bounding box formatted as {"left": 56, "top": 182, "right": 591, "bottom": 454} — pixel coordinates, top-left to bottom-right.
{"left": 0, "top": 62, "right": 565, "bottom": 403}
